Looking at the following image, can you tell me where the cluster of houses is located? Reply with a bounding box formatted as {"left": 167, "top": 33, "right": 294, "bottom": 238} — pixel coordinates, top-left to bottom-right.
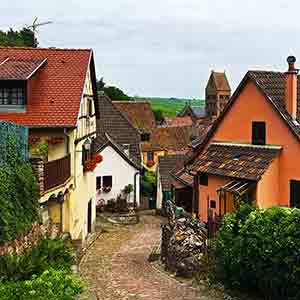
{"left": 2, "top": 45, "right": 297, "bottom": 245}
{"left": 160, "top": 55, "right": 300, "bottom": 225}
{"left": 0, "top": 46, "right": 227, "bottom": 247}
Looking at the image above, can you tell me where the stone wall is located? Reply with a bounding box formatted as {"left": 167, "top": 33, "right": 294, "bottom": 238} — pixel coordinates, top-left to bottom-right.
{"left": 30, "top": 157, "right": 45, "bottom": 195}
{"left": 0, "top": 223, "right": 48, "bottom": 256}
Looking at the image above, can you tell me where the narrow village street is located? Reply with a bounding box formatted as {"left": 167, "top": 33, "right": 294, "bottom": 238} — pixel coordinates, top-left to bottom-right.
{"left": 79, "top": 215, "right": 218, "bottom": 300}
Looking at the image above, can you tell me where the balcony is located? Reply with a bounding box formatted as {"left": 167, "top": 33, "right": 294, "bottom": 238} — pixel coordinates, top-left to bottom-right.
{"left": 44, "top": 154, "right": 71, "bottom": 191}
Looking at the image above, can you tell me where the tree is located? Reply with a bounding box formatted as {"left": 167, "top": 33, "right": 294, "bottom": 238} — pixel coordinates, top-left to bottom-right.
{"left": 0, "top": 27, "right": 37, "bottom": 47}
{"left": 96, "top": 78, "right": 130, "bottom": 100}
{"left": 153, "top": 109, "right": 164, "bottom": 123}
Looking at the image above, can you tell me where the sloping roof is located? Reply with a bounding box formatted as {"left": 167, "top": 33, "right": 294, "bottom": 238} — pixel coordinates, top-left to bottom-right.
{"left": 113, "top": 101, "right": 156, "bottom": 133}
{"left": 177, "top": 104, "right": 206, "bottom": 119}
{"left": 190, "top": 142, "right": 281, "bottom": 181}
{"left": 96, "top": 133, "right": 141, "bottom": 170}
{"left": 158, "top": 155, "right": 186, "bottom": 191}
{"left": 164, "top": 116, "right": 193, "bottom": 127}
{"left": 0, "top": 58, "right": 47, "bottom": 80}
{"left": 95, "top": 93, "right": 141, "bottom": 165}
{"left": 0, "top": 47, "right": 95, "bottom": 127}
{"left": 191, "top": 107, "right": 206, "bottom": 118}
{"left": 141, "top": 126, "right": 196, "bottom": 152}
{"left": 190, "top": 70, "right": 300, "bottom": 155}
{"left": 208, "top": 71, "right": 231, "bottom": 91}
{"left": 171, "top": 167, "right": 194, "bottom": 188}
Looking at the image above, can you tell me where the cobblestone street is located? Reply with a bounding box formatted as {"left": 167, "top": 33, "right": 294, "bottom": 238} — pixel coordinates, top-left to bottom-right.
{"left": 79, "top": 215, "right": 221, "bottom": 300}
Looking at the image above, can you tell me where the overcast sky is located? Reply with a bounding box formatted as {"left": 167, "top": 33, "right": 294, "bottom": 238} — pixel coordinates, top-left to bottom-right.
{"left": 1, "top": 0, "right": 300, "bottom": 98}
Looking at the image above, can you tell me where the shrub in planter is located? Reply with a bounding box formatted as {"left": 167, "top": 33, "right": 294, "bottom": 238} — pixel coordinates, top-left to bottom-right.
{"left": 215, "top": 205, "right": 300, "bottom": 299}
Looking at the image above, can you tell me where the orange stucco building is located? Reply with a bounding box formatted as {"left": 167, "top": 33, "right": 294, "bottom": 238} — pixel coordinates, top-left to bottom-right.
{"left": 188, "top": 56, "right": 300, "bottom": 222}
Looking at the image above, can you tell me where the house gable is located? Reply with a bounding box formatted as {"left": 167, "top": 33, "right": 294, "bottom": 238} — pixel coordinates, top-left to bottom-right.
{"left": 196, "top": 78, "right": 300, "bottom": 205}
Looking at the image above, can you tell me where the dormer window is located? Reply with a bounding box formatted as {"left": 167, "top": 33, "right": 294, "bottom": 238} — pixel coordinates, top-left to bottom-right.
{"left": 0, "top": 57, "right": 47, "bottom": 111}
{"left": 0, "top": 86, "right": 25, "bottom": 106}
{"left": 0, "top": 81, "right": 26, "bottom": 110}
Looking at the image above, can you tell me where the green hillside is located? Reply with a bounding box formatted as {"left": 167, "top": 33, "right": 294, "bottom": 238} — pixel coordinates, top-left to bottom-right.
{"left": 135, "top": 97, "right": 205, "bottom": 117}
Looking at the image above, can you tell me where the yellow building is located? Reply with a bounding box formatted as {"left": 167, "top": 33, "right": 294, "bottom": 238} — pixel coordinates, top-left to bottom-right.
{"left": 0, "top": 48, "right": 99, "bottom": 243}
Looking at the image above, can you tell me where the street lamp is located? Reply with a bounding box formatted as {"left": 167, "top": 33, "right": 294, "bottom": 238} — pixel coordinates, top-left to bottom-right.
{"left": 83, "top": 137, "right": 92, "bottom": 151}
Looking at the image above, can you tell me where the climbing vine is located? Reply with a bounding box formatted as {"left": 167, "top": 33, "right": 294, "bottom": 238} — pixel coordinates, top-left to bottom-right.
{"left": 0, "top": 122, "right": 39, "bottom": 242}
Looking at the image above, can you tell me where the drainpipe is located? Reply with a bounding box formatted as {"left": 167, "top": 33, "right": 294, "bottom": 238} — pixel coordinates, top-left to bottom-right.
{"left": 134, "top": 171, "right": 140, "bottom": 210}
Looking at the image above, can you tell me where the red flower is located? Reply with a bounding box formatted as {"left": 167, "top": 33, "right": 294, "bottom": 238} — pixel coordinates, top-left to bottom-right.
{"left": 147, "top": 160, "right": 155, "bottom": 167}
{"left": 95, "top": 154, "right": 103, "bottom": 164}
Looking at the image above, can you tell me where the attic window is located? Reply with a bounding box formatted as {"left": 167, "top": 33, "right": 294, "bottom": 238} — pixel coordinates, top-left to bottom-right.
{"left": 252, "top": 122, "right": 266, "bottom": 145}
{"left": 0, "top": 86, "right": 25, "bottom": 106}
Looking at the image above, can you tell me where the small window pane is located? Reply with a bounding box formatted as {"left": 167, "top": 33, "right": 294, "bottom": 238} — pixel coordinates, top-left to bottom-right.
{"left": 96, "top": 176, "right": 102, "bottom": 190}
{"left": 147, "top": 151, "right": 154, "bottom": 161}
{"left": 103, "top": 176, "right": 112, "bottom": 188}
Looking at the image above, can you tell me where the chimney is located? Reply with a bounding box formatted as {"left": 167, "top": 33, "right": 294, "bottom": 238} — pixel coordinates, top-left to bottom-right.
{"left": 285, "top": 56, "right": 298, "bottom": 120}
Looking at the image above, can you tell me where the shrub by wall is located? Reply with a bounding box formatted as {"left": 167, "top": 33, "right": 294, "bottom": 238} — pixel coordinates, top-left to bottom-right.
{"left": 215, "top": 205, "right": 300, "bottom": 299}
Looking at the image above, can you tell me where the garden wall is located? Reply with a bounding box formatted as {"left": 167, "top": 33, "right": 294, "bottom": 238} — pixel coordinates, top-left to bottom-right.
{"left": 0, "top": 223, "right": 49, "bottom": 256}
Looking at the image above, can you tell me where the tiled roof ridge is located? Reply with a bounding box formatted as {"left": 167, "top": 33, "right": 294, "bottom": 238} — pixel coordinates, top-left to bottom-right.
{"left": 0, "top": 46, "right": 92, "bottom": 52}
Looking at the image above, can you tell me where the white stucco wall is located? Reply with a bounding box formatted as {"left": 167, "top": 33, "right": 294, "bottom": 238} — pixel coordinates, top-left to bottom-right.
{"left": 95, "top": 146, "right": 140, "bottom": 206}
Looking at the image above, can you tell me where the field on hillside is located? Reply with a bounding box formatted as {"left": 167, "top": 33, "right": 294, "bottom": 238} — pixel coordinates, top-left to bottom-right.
{"left": 136, "top": 97, "right": 205, "bottom": 117}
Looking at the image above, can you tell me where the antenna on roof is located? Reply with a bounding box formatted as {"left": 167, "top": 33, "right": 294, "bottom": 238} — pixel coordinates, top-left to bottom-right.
{"left": 26, "top": 17, "right": 53, "bottom": 33}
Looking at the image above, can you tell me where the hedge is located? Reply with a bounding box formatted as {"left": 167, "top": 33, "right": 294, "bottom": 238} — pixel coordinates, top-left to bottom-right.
{"left": 215, "top": 205, "right": 300, "bottom": 299}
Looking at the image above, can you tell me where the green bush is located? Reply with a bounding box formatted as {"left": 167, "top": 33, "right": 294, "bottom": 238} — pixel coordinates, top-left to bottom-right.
{"left": 0, "top": 238, "right": 75, "bottom": 281}
{"left": 141, "top": 170, "right": 156, "bottom": 197}
{"left": 215, "top": 205, "right": 300, "bottom": 299}
{"left": 0, "top": 268, "right": 84, "bottom": 300}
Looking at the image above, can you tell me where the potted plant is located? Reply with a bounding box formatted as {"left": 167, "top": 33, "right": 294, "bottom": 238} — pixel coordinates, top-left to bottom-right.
{"left": 103, "top": 186, "right": 112, "bottom": 193}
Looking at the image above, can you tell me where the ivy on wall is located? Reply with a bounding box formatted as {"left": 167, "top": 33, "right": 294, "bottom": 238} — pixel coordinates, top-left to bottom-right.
{"left": 0, "top": 122, "right": 39, "bottom": 242}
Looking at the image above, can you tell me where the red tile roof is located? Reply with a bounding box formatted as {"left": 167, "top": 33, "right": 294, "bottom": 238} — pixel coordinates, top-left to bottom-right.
{"left": 164, "top": 116, "right": 193, "bottom": 127}
{"left": 0, "top": 58, "right": 47, "bottom": 80}
{"left": 211, "top": 71, "right": 231, "bottom": 91}
{"left": 141, "top": 126, "right": 195, "bottom": 152}
{"left": 0, "top": 47, "right": 93, "bottom": 127}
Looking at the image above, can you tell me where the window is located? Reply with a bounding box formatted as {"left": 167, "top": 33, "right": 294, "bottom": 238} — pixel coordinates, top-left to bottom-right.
{"left": 141, "top": 133, "right": 151, "bottom": 142}
{"left": 147, "top": 151, "right": 154, "bottom": 161}
{"left": 252, "top": 122, "right": 266, "bottom": 145}
{"left": 96, "top": 176, "right": 102, "bottom": 190}
{"left": 88, "top": 99, "right": 93, "bottom": 116}
{"left": 290, "top": 180, "right": 300, "bottom": 208}
{"left": 82, "top": 146, "right": 89, "bottom": 165}
{"left": 210, "top": 200, "right": 216, "bottom": 209}
{"left": 0, "top": 87, "right": 25, "bottom": 106}
{"left": 123, "top": 144, "right": 130, "bottom": 156}
{"left": 103, "top": 176, "right": 112, "bottom": 188}
{"left": 199, "top": 172, "right": 208, "bottom": 186}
